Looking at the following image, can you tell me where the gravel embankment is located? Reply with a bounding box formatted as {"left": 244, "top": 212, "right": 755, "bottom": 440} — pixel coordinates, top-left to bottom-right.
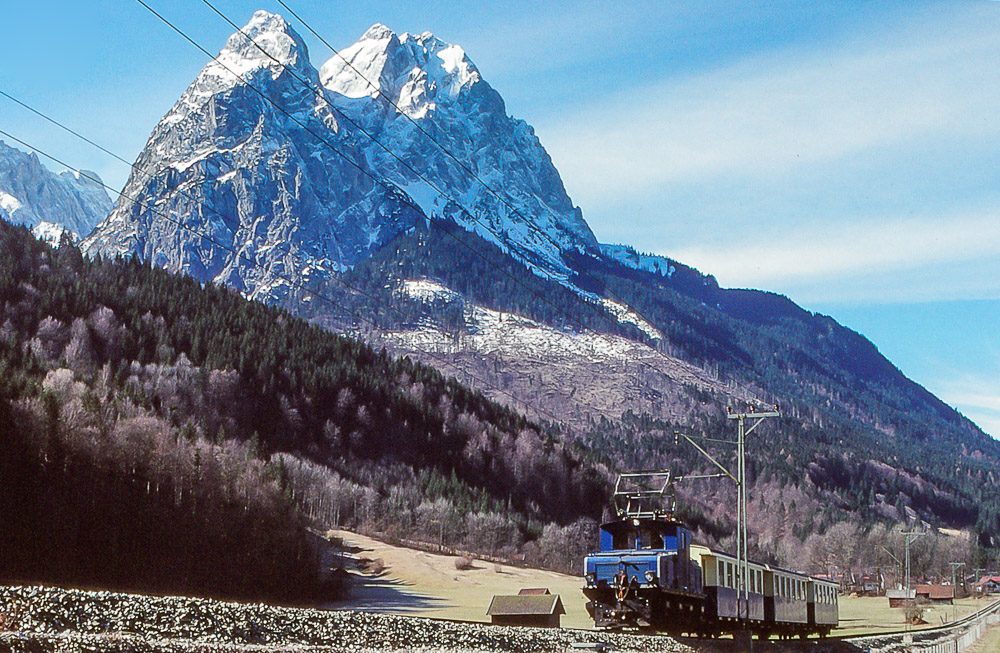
{"left": 0, "top": 585, "right": 697, "bottom": 653}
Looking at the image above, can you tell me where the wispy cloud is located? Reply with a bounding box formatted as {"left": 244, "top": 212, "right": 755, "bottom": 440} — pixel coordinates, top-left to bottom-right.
{"left": 539, "top": 5, "right": 1000, "bottom": 202}
{"left": 531, "top": 4, "right": 1000, "bottom": 306}
{"left": 668, "top": 207, "right": 1000, "bottom": 302}
{"left": 940, "top": 378, "right": 1000, "bottom": 440}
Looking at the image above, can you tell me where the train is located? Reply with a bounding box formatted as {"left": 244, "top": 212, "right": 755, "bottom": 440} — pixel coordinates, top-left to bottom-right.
{"left": 583, "top": 472, "right": 838, "bottom": 639}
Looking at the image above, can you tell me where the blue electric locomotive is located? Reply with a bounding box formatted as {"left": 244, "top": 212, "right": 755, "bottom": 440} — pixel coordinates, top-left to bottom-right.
{"left": 583, "top": 471, "right": 838, "bottom": 638}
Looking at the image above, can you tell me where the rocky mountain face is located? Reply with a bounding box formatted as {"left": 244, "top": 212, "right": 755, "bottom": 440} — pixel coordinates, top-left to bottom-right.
{"left": 82, "top": 11, "right": 428, "bottom": 302}
{"left": 83, "top": 13, "right": 598, "bottom": 301}
{"left": 319, "top": 24, "right": 598, "bottom": 282}
{"left": 0, "top": 140, "right": 112, "bottom": 239}
{"left": 77, "top": 10, "right": 1000, "bottom": 546}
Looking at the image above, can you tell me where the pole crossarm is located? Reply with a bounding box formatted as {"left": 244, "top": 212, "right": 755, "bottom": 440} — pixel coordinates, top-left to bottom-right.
{"left": 675, "top": 472, "right": 731, "bottom": 481}
{"left": 674, "top": 432, "right": 737, "bottom": 483}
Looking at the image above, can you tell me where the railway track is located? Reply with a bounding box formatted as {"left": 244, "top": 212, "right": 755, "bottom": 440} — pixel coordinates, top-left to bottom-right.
{"left": 424, "top": 597, "right": 1000, "bottom": 650}
{"left": 839, "top": 598, "right": 1000, "bottom": 652}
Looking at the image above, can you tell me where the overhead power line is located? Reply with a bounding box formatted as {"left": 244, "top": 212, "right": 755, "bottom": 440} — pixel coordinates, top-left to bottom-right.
{"left": 135, "top": 0, "right": 742, "bottom": 410}
{"left": 146, "top": 0, "right": 775, "bottom": 412}
{"left": 195, "top": 1, "right": 763, "bottom": 416}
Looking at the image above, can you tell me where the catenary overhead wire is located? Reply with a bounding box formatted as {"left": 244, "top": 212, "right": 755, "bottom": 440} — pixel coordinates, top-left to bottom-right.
{"left": 200, "top": 0, "right": 735, "bottom": 410}
{"left": 0, "top": 124, "right": 571, "bottom": 426}
{"left": 196, "top": 1, "right": 751, "bottom": 410}
{"left": 203, "top": 0, "right": 659, "bottom": 345}
{"left": 142, "top": 0, "right": 764, "bottom": 421}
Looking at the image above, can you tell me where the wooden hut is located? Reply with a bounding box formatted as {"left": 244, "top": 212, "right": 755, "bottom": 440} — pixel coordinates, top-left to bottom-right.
{"left": 887, "top": 588, "right": 914, "bottom": 607}
{"left": 487, "top": 593, "right": 565, "bottom": 627}
{"left": 915, "top": 584, "right": 954, "bottom": 604}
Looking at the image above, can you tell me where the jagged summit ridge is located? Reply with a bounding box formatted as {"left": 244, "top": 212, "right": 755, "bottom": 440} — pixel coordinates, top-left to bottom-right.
{"left": 320, "top": 23, "right": 480, "bottom": 115}
{"left": 320, "top": 23, "right": 598, "bottom": 281}
{"left": 161, "top": 10, "right": 316, "bottom": 128}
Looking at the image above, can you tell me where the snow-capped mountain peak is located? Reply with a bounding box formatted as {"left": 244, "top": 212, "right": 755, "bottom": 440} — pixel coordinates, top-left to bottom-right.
{"left": 362, "top": 23, "right": 395, "bottom": 42}
{"left": 319, "top": 23, "right": 597, "bottom": 283}
{"left": 161, "top": 10, "right": 316, "bottom": 128}
{"left": 85, "top": 12, "right": 599, "bottom": 303}
{"left": 216, "top": 10, "right": 310, "bottom": 76}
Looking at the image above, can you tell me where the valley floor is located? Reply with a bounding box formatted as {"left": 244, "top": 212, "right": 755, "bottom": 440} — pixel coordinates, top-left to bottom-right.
{"left": 323, "top": 529, "right": 594, "bottom": 628}
{"left": 330, "top": 530, "right": 992, "bottom": 638}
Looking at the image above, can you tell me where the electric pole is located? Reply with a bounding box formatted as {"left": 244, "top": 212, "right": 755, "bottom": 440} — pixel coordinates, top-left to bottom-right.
{"left": 727, "top": 405, "right": 780, "bottom": 628}
{"left": 901, "top": 530, "right": 925, "bottom": 633}
{"left": 949, "top": 562, "right": 965, "bottom": 623}
{"left": 974, "top": 567, "right": 985, "bottom": 612}
{"left": 675, "top": 403, "right": 780, "bottom": 648}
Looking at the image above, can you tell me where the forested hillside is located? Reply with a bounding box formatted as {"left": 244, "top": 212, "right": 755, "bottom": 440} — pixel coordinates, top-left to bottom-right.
{"left": 0, "top": 219, "right": 609, "bottom": 599}
{"left": 291, "top": 220, "right": 1000, "bottom": 577}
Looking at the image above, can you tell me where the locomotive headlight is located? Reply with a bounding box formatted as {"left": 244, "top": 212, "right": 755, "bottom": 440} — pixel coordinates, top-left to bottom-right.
{"left": 585, "top": 572, "right": 596, "bottom": 586}
{"left": 645, "top": 570, "right": 657, "bottom": 585}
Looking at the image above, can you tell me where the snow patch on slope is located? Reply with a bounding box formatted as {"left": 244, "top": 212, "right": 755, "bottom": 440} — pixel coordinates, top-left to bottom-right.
{"left": 601, "top": 243, "right": 676, "bottom": 278}
{"left": 601, "top": 298, "right": 662, "bottom": 340}
{"left": 32, "top": 221, "right": 79, "bottom": 246}
{"left": 401, "top": 279, "right": 462, "bottom": 303}
{"left": 397, "top": 278, "right": 649, "bottom": 362}
{"left": 0, "top": 190, "right": 23, "bottom": 216}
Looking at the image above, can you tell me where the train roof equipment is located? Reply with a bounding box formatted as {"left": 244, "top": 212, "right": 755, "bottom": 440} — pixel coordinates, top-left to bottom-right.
{"left": 612, "top": 470, "right": 676, "bottom": 520}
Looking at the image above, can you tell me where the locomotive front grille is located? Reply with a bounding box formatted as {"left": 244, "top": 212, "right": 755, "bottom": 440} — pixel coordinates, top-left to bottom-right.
{"left": 586, "top": 556, "right": 659, "bottom": 585}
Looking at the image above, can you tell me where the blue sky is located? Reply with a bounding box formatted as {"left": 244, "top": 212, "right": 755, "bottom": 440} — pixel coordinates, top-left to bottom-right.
{"left": 1, "top": 1, "right": 998, "bottom": 437}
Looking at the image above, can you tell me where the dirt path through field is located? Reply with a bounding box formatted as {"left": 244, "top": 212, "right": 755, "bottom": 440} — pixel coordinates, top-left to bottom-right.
{"left": 322, "top": 530, "right": 595, "bottom": 629}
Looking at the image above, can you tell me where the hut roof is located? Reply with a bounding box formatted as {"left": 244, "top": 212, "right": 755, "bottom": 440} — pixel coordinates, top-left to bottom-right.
{"left": 916, "top": 584, "right": 954, "bottom": 600}
{"left": 487, "top": 594, "right": 565, "bottom": 616}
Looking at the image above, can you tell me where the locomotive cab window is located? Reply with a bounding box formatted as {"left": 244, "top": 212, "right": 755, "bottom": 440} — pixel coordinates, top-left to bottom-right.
{"left": 612, "top": 526, "right": 664, "bottom": 550}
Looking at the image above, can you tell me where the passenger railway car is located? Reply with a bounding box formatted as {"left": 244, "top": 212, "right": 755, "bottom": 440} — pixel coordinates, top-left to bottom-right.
{"left": 808, "top": 578, "right": 839, "bottom": 635}
{"left": 696, "top": 545, "right": 765, "bottom": 625}
{"left": 583, "top": 472, "right": 838, "bottom": 638}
